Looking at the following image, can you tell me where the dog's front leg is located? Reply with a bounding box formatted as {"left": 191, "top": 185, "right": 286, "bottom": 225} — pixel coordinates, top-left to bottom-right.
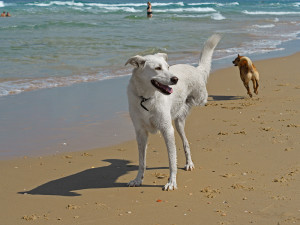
{"left": 128, "top": 129, "right": 148, "bottom": 187}
{"left": 161, "top": 126, "right": 178, "bottom": 191}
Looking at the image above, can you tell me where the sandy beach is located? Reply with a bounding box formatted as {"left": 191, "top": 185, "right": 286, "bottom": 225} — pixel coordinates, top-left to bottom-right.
{"left": 0, "top": 52, "right": 299, "bottom": 225}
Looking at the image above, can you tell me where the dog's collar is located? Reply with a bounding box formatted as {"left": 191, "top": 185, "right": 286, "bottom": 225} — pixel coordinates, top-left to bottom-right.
{"left": 140, "top": 96, "right": 150, "bottom": 112}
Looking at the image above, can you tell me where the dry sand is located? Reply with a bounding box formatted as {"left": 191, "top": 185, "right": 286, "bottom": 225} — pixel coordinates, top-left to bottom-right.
{"left": 0, "top": 53, "right": 299, "bottom": 225}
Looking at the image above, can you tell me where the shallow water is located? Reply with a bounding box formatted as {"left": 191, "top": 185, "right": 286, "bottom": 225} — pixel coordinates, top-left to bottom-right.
{"left": 1, "top": 0, "right": 300, "bottom": 96}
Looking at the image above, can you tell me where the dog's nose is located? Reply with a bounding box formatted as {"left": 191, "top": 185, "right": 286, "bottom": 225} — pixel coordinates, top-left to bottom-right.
{"left": 170, "top": 76, "right": 178, "bottom": 84}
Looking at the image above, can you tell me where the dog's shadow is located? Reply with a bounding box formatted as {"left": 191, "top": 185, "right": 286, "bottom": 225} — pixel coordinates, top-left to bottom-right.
{"left": 19, "top": 159, "right": 165, "bottom": 197}
{"left": 208, "top": 95, "right": 244, "bottom": 101}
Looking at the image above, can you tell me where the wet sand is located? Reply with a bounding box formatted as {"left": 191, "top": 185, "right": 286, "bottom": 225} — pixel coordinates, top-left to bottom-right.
{"left": 0, "top": 76, "right": 134, "bottom": 158}
{"left": 0, "top": 53, "right": 299, "bottom": 225}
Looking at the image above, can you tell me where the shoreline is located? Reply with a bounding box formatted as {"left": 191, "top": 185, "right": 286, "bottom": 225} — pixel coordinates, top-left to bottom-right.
{"left": 1, "top": 33, "right": 300, "bottom": 98}
{"left": 1, "top": 44, "right": 300, "bottom": 159}
{"left": 0, "top": 51, "right": 299, "bottom": 224}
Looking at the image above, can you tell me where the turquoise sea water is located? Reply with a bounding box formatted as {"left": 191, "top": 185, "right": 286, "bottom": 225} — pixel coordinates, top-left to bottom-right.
{"left": 0, "top": 0, "right": 300, "bottom": 96}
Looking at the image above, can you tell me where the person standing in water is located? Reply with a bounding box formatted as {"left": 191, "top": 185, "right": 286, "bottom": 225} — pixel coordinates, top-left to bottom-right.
{"left": 147, "top": 1, "right": 152, "bottom": 18}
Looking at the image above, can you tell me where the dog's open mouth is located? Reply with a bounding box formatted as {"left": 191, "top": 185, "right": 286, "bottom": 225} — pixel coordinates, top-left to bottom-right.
{"left": 151, "top": 79, "right": 173, "bottom": 95}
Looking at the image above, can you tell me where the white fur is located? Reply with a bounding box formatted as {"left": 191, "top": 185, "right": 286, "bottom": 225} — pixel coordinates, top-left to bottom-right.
{"left": 126, "top": 34, "right": 221, "bottom": 191}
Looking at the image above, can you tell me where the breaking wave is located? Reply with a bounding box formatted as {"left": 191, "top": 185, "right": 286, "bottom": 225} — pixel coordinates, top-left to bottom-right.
{"left": 243, "top": 10, "right": 300, "bottom": 15}
{"left": 0, "top": 74, "right": 129, "bottom": 97}
{"left": 252, "top": 24, "right": 275, "bottom": 28}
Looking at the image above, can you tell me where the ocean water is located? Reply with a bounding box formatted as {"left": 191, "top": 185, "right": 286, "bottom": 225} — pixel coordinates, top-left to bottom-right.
{"left": 0, "top": 0, "right": 300, "bottom": 97}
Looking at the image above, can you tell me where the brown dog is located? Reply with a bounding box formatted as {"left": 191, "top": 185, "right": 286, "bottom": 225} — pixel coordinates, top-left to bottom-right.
{"left": 232, "top": 54, "right": 259, "bottom": 97}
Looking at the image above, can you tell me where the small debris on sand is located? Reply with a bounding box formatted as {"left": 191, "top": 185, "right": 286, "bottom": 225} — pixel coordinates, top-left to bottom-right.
{"left": 233, "top": 131, "right": 246, "bottom": 135}
{"left": 221, "top": 173, "right": 235, "bottom": 178}
{"left": 231, "top": 184, "right": 254, "bottom": 191}
{"left": 66, "top": 204, "right": 80, "bottom": 210}
{"left": 201, "top": 186, "right": 221, "bottom": 198}
{"left": 287, "top": 124, "right": 299, "bottom": 128}
{"left": 261, "top": 127, "right": 272, "bottom": 131}
{"left": 22, "top": 215, "right": 38, "bottom": 221}
{"left": 81, "top": 152, "right": 93, "bottom": 156}
{"left": 218, "top": 132, "right": 228, "bottom": 135}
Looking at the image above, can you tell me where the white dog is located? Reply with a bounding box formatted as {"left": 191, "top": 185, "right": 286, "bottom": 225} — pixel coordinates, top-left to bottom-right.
{"left": 125, "top": 34, "right": 221, "bottom": 191}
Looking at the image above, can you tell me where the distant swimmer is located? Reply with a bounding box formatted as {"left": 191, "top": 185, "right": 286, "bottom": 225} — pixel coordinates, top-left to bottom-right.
{"left": 6, "top": 12, "right": 11, "bottom": 17}
{"left": 1, "top": 11, "right": 6, "bottom": 17}
{"left": 147, "top": 1, "right": 152, "bottom": 18}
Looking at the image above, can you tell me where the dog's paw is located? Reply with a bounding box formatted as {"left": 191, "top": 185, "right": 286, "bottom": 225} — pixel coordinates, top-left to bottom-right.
{"left": 128, "top": 179, "right": 142, "bottom": 187}
{"left": 184, "top": 162, "right": 195, "bottom": 171}
{"left": 162, "top": 180, "right": 177, "bottom": 191}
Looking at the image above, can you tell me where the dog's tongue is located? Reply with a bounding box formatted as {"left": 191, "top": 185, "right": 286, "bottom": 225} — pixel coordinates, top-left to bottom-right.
{"left": 162, "top": 84, "right": 173, "bottom": 94}
{"left": 151, "top": 79, "right": 173, "bottom": 95}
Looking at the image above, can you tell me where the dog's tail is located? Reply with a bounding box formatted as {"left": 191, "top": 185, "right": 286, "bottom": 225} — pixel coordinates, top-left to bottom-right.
{"left": 197, "top": 34, "right": 221, "bottom": 84}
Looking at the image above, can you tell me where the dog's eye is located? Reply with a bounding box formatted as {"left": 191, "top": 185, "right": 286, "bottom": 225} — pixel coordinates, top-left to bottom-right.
{"left": 155, "top": 67, "right": 162, "bottom": 70}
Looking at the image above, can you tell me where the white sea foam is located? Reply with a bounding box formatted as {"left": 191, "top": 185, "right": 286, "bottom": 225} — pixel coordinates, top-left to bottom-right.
{"left": 216, "top": 29, "right": 299, "bottom": 59}
{"left": 156, "top": 7, "right": 216, "bottom": 13}
{"left": 52, "top": 1, "right": 84, "bottom": 7}
{"left": 26, "top": 3, "right": 49, "bottom": 7}
{"left": 27, "top": 1, "right": 84, "bottom": 7}
{"left": 211, "top": 12, "right": 226, "bottom": 20}
{"left": 294, "top": 3, "right": 300, "bottom": 7}
{"left": 175, "top": 14, "right": 208, "bottom": 18}
{"left": 87, "top": 2, "right": 184, "bottom": 7}
{"left": 152, "top": 2, "right": 184, "bottom": 7}
{"left": 82, "top": 4, "right": 143, "bottom": 12}
{"left": 175, "top": 12, "right": 225, "bottom": 20}
{"left": 216, "top": 29, "right": 300, "bottom": 61}
{"left": 269, "top": 3, "right": 280, "bottom": 6}
{"left": 86, "top": 3, "right": 145, "bottom": 7}
{"left": 101, "top": 6, "right": 141, "bottom": 13}
{"left": 0, "top": 1, "right": 5, "bottom": 7}
{"left": 243, "top": 10, "right": 300, "bottom": 15}
{"left": 280, "top": 31, "right": 300, "bottom": 39}
{"left": 252, "top": 24, "right": 275, "bottom": 28}
{"left": 226, "top": 2, "right": 239, "bottom": 6}
{"left": 0, "top": 74, "right": 129, "bottom": 97}
{"left": 188, "top": 2, "right": 239, "bottom": 6}
{"left": 26, "top": 1, "right": 185, "bottom": 8}
{"left": 216, "top": 45, "right": 285, "bottom": 60}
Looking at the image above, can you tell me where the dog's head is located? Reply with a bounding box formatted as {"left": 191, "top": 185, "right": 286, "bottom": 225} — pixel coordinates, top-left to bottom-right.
{"left": 125, "top": 53, "right": 178, "bottom": 95}
{"left": 232, "top": 54, "right": 243, "bottom": 66}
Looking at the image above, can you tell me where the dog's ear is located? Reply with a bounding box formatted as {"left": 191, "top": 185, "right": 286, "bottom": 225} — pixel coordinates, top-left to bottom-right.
{"left": 125, "top": 55, "right": 146, "bottom": 68}
{"left": 155, "top": 53, "right": 168, "bottom": 62}
{"left": 238, "top": 54, "right": 240, "bottom": 57}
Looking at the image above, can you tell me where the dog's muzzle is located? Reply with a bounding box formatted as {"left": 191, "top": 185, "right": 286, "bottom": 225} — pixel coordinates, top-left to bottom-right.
{"left": 151, "top": 76, "right": 178, "bottom": 95}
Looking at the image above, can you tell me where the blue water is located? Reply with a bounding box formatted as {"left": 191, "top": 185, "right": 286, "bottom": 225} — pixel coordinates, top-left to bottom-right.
{"left": 0, "top": 0, "right": 300, "bottom": 96}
